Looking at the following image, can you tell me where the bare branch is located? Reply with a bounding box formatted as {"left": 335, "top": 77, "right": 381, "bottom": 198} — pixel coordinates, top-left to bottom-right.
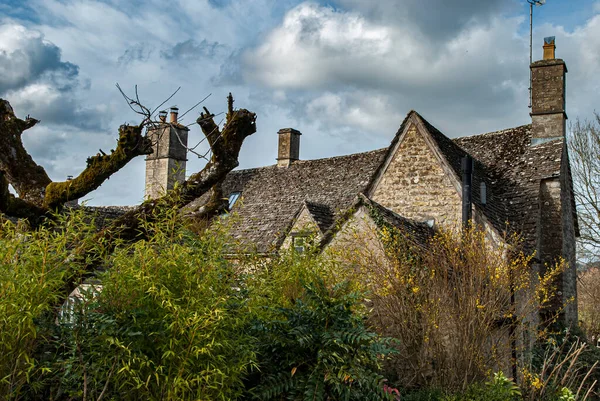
{"left": 568, "top": 112, "right": 600, "bottom": 263}
{"left": 178, "top": 93, "right": 211, "bottom": 120}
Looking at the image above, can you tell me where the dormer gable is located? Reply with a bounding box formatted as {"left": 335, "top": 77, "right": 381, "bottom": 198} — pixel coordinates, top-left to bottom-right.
{"left": 367, "top": 111, "right": 465, "bottom": 229}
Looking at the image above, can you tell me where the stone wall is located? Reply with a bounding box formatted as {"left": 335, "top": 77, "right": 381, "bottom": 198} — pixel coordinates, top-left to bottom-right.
{"left": 144, "top": 158, "right": 186, "bottom": 200}
{"left": 325, "top": 207, "right": 388, "bottom": 267}
{"left": 145, "top": 124, "right": 188, "bottom": 199}
{"left": 281, "top": 207, "right": 321, "bottom": 250}
{"left": 537, "top": 165, "right": 578, "bottom": 325}
{"left": 531, "top": 59, "right": 566, "bottom": 143}
{"left": 560, "top": 149, "right": 578, "bottom": 324}
{"left": 371, "top": 125, "right": 462, "bottom": 229}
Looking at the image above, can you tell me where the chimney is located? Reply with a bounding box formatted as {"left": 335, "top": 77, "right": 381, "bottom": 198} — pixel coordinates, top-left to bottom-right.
{"left": 277, "top": 128, "right": 301, "bottom": 168}
{"left": 543, "top": 36, "right": 556, "bottom": 60}
{"left": 145, "top": 113, "right": 189, "bottom": 199}
{"left": 169, "top": 107, "right": 179, "bottom": 124}
{"left": 158, "top": 110, "right": 167, "bottom": 123}
{"left": 461, "top": 156, "right": 473, "bottom": 228}
{"left": 530, "top": 36, "right": 567, "bottom": 145}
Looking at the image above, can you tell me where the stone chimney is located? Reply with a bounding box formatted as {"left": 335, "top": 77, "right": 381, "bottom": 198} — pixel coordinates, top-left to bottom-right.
{"left": 530, "top": 36, "right": 567, "bottom": 145}
{"left": 145, "top": 107, "right": 189, "bottom": 199}
{"left": 277, "top": 128, "right": 301, "bottom": 167}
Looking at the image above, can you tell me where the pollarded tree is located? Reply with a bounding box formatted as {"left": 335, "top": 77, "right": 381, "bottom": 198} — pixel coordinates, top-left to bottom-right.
{"left": 0, "top": 90, "right": 256, "bottom": 305}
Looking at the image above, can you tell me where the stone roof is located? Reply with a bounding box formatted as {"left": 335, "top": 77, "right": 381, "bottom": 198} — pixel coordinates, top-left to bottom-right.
{"left": 189, "top": 149, "right": 387, "bottom": 253}
{"left": 304, "top": 201, "right": 335, "bottom": 234}
{"left": 195, "top": 111, "right": 566, "bottom": 254}
{"left": 454, "top": 125, "right": 565, "bottom": 252}
{"left": 55, "top": 110, "right": 563, "bottom": 256}
{"left": 360, "top": 195, "right": 434, "bottom": 249}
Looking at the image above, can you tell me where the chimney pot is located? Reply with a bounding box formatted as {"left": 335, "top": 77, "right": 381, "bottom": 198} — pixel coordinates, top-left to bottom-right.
{"left": 170, "top": 107, "right": 179, "bottom": 124}
{"left": 543, "top": 36, "right": 556, "bottom": 60}
{"left": 159, "top": 110, "right": 168, "bottom": 122}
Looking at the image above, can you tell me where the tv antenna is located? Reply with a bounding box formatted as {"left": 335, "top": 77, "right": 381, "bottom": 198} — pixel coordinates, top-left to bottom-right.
{"left": 528, "top": 0, "right": 546, "bottom": 108}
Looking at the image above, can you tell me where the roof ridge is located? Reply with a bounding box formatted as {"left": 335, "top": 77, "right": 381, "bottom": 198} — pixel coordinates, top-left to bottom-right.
{"left": 454, "top": 124, "right": 532, "bottom": 141}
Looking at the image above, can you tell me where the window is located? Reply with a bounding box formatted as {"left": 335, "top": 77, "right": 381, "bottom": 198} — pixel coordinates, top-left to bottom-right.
{"left": 293, "top": 235, "right": 307, "bottom": 253}
{"left": 228, "top": 192, "right": 241, "bottom": 210}
{"left": 480, "top": 182, "right": 487, "bottom": 205}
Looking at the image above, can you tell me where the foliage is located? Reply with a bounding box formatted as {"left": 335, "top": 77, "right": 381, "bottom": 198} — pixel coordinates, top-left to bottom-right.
{"left": 245, "top": 274, "right": 395, "bottom": 401}
{"left": 525, "top": 330, "right": 599, "bottom": 400}
{"left": 0, "top": 210, "right": 98, "bottom": 399}
{"left": 0, "top": 206, "right": 393, "bottom": 400}
{"left": 36, "top": 205, "right": 256, "bottom": 401}
{"left": 329, "top": 221, "right": 566, "bottom": 391}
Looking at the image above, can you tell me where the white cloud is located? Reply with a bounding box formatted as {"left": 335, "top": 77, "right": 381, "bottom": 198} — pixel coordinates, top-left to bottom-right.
{"left": 243, "top": 1, "right": 600, "bottom": 142}
{"left": 2, "top": 0, "right": 600, "bottom": 207}
{"left": 0, "top": 23, "right": 78, "bottom": 93}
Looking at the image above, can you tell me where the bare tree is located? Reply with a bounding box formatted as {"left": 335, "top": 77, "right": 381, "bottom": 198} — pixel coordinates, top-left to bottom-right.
{"left": 568, "top": 112, "right": 600, "bottom": 264}
{"left": 0, "top": 91, "right": 256, "bottom": 307}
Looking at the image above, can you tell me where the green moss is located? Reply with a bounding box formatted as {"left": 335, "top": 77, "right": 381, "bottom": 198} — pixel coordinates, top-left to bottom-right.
{"left": 44, "top": 125, "right": 152, "bottom": 208}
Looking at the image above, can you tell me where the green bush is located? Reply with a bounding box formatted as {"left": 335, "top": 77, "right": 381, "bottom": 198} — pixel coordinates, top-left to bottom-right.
{"left": 245, "top": 277, "right": 395, "bottom": 400}
{"left": 0, "top": 207, "right": 394, "bottom": 400}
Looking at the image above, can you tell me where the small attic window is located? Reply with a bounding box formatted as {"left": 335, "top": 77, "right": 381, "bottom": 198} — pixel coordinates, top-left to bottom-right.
{"left": 228, "top": 192, "right": 241, "bottom": 210}
{"left": 293, "top": 235, "right": 307, "bottom": 254}
{"left": 480, "top": 182, "right": 487, "bottom": 205}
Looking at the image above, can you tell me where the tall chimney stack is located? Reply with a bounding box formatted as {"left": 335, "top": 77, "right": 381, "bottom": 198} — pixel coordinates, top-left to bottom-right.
{"left": 530, "top": 36, "right": 567, "bottom": 145}
{"left": 145, "top": 110, "right": 189, "bottom": 199}
{"left": 277, "top": 128, "right": 301, "bottom": 168}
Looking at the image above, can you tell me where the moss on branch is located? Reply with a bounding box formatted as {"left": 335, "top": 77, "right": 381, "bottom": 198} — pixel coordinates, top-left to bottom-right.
{"left": 44, "top": 125, "right": 153, "bottom": 208}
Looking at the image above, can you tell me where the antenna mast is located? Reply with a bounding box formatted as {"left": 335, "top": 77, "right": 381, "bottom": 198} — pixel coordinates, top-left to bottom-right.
{"left": 528, "top": 0, "right": 545, "bottom": 108}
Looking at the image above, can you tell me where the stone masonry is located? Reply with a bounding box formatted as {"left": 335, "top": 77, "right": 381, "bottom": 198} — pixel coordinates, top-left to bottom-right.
{"left": 370, "top": 125, "right": 462, "bottom": 229}
{"left": 145, "top": 120, "right": 189, "bottom": 200}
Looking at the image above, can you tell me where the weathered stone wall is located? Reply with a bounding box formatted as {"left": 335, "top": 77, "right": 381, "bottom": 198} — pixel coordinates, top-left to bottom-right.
{"left": 560, "top": 149, "right": 578, "bottom": 324}
{"left": 537, "top": 169, "right": 578, "bottom": 325}
{"left": 371, "top": 125, "right": 462, "bottom": 229}
{"left": 144, "top": 158, "right": 186, "bottom": 199}
{"left": 277, "top": 128, "right": 301, "bottom": 167}
{"left": 325, "top": 207, "right": 388, "bottom": 267}
{"left": 145, "top": 124, "right": 188, "bottom": 199}
{"left": 281, "top": 207, "right": 321, "bottom": 250}
{"left": 531, "top": 60, "right": 566, "bottom": 143}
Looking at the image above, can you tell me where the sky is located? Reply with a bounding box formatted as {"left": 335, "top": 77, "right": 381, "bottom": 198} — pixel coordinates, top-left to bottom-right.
{"left": 0, "top": 0, "right": 599, "bottom": 206}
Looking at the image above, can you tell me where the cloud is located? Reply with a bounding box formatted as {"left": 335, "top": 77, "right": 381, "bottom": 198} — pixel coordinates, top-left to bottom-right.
{"left": 334, "top": 0, "right": 516, "bottom": 40}
{"left": 161, "top": 39, "right": 226, "bottom": 60}
{"left": 118, "top": 43, "right": 153, "bottom": 66}
{"left": 0, "top": 24, "right": 79, "bottom": 93}
{"left": 243, "top": 1, "right": 600, "bottom": 143}
{"left": 242, "top": 2, "right": 530, "bottom": 140}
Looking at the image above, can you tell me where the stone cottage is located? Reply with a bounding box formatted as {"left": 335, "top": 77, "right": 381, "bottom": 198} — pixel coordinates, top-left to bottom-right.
{"left": 147, "top": 37, "right": 578, "bottom": 325}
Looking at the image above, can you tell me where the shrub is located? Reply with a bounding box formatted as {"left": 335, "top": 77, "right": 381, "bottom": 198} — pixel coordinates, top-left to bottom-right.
{"left": 245, "top": 275, "right": 395, "bottom": 401}
{"left": 40, "top": 206, "right": 256, "bottom": 401}
{"left": 330, "top": 221, "right": 566, "bottom": 392}
{"left": 0, "top": 206, "right": 395, "bottom": 400}
{"left": 0, "top": 210, "right": 97, "bottom": 399}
